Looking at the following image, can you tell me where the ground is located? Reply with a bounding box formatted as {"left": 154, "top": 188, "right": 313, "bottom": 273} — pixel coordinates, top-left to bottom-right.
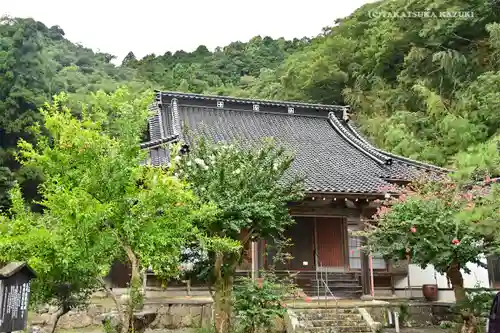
{"left": 384, "top": 329, "right": 453, "bottom": 333}
{"left": 56, "top": 328, "right": 196, "bottom": 333}
{"left": 56, "top": 327, "right": 453, "bottom": 333}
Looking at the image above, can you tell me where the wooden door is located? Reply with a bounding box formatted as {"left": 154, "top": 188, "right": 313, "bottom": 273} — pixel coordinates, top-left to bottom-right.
{"left": 316, "top": 217, "right": 345, "bottom": 268}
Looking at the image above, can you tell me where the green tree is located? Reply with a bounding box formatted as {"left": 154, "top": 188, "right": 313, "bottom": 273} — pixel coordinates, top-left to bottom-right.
{"left": 175, "top": 138, "right": 304, "bottom": 333}
{"left": 0, "top": 183, "right": 113, "bottom": 333}
{"left": 8, "top": 89, "right": 215, "bottom": 333}
{"left": 360, "top": 179, "right": 500, "bottom": 333}
{"left": 0, "top": 16, "right": 147, "bottom": 211}
{"left": 122, "top": 51, "right": 138, "bottom": 67}
{"left": 0, "top": 167, "right": 14, "bottom": 210}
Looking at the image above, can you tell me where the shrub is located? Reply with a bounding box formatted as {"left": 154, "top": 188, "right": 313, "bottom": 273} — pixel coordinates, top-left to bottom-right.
{"left": 233, "top": 273, "right": 294, "bottom": 333}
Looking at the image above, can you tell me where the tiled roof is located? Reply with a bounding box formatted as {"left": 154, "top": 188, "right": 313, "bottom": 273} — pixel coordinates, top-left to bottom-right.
{"left": 141, "top": 91, "right": 449, "bottom": 194}
{"left": 0, "top": 262, "right": 36, "bottom": 279}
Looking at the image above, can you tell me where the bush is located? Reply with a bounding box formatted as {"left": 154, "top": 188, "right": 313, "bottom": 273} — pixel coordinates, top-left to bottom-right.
{"left": 233, "top": 273, "right": 295, "bottom": 333}
{"left": 455, "top": 288, "right": 494, "bottom": 315}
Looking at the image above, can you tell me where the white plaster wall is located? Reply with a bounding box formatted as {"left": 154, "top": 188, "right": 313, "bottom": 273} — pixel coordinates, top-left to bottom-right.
{"left": 394, "top": 256, "right": 490, "bottom": 302}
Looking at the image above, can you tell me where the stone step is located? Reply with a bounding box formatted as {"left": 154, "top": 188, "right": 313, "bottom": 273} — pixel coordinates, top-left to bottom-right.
{"left": 306, "top": 282, "right": 362, "bottom": 293}
{"left": 312, "top": 277, "right": 359, "bottom": 283}
{"left": 310, "top": 319, "right": 368, "bottom": 327}
{"left": 294, "top": 307, "right": 358, "bottom": 313}
{"left": 303, "top": 291, "right": 363, "bottom": 298}
{"left": 298, "top": 313, "right": 363, "bottom": 321}
{"left": 297, "top": 326, "right": 371, "bottom": 333}
{"left": 294, "top": 310, "right": 359, "bottom": 320}
{"left": 299, "top": 314, "right": 357, "bottom": 321}
{"left": 296, "top": 310, "right": 362, "bottom": 315}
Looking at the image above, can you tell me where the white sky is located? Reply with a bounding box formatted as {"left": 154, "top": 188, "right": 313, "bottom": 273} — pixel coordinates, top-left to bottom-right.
{"left": 1, "top": 0, "right": 376, "bottom": 62}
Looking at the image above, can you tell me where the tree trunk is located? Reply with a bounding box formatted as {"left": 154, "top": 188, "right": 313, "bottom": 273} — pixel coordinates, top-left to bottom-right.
{"left": 121, "top": 245, "right": 142, "bottom": 333}
{"left": 97, "top": 277, "right": 125, "bottom": 325}
{"left": 447, "top": 264, "right": 477, "bottom": 333}
{"left": 49, "top": 305, "right": 70, "bottom": 333}
{"left": 213, "top": 252, "right": 235, "bottom": 333}
{"left": 214, "top": 274, "right": 234, "bottom": 333}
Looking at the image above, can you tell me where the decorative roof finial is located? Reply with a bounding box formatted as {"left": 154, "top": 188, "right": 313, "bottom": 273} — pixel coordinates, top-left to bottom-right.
{"left": 342, "top": 107, "right": 351, "bottom": 122}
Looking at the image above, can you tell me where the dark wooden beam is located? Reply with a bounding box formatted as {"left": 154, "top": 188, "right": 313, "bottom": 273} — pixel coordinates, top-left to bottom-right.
{"left": 358, "top": 204, "right": 372, "bottom": 297}
{"left": 289, "top": 206, "right": 361, "bottom": 218}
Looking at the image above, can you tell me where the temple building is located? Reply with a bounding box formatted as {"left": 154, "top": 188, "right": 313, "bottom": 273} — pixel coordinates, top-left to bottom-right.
{"left": 111, "top": 91, "right": 493, "bottom": 300}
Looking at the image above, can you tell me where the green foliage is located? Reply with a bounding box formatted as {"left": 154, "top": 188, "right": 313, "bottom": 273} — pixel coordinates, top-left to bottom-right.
{"left": 0, "top": 88, "right": 215, "bottom": 332}
{"left": 0, "top": 182, "right": 110, "bottom": 319}
{"left": 201, "top": 236, "right": 242, "bottom": 256}
{"left": 131, "top": 36, "right": 310, "bottom": 94}
{"left": 0, "top": 167, "right": 14, "bottom": 210}
{"left": 185, "top": 0, "right": 499, "bottom": 170}
{"left": 454, "top": 287, "right": 494, "bottom": 318}
{"left": 233, "top": 274, "right": 291, "bottom": 333}
{"left": 123, "top": 0, "right": 500, "bottom": 173}
{"left": 362, "top": 180, "right": 500, "bottom": 276}
{"left": 174, "top": 137, "right": 304, "bottom": 333}
{"left": 361, "top": 177, "right": 498, "bottom": 316}
{"left": 21, "top": 89, "right": 209, "bottom": 277}
{"left": 176, "top": 137, "right": 304, "bottom": 244}
{"left": 451, "top": 286, "right": 494, "bottom": 332}
{"left": 362, "top": 180, "right": 498, "bottom": 333}
{"left": 398, "top": 303, "right": 410, "bottom": 324}
{"left": 0, "top": 16, "right": 149, "bottom": 211}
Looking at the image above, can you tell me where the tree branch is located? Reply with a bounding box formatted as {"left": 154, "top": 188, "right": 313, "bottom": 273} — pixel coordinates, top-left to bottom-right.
{"left": 452, "top": 33, "right": 473, "bottom": 42}
{"left": 241, "top": 227, "right": 254, "bottom": 246}
{"left": 97, "top": 276, "right": 123, "bottom": 316}
{"left": 49, "top": 305, "right": 70, "bottom": 333}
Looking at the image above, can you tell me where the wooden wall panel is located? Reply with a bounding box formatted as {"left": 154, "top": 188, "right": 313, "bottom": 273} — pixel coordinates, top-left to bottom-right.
{"left": 265, "top": 217, "right": 315, "bottom": 270}
{"left": 289, "top": 217, "right": 315, "bottom": 270}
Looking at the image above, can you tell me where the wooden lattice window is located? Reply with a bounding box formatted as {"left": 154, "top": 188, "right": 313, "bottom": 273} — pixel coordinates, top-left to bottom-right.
{"left": 348, "top": 235, "right": 387, "bottom": 270}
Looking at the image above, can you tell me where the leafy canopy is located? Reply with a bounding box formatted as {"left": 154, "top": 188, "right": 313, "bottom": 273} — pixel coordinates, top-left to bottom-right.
{"left": 0, "top": 88, "right": 216, "bottom": 324}
{"left": 361, "top": 180, "right": 500, "bottom": 275}
{"left": 176, "top": 137, "right": 304, "bottom": 242}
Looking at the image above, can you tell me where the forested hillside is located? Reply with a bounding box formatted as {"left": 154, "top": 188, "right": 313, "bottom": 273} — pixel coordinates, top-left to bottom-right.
{"left": 0, "top": 16, "right": 148, "bottom": 208}
{"left": 128, "top": 0, "right": 499, "bottom": 179}
{"left": 1, "top": 0, "right": 500, "bottom": 208}
{"left": 123, "top": 36, "right": 311, "bottom": 94}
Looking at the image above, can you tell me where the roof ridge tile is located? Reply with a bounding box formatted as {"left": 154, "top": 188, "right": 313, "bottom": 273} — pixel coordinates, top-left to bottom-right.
{"left": 156, "top": 90, "right": 347, "bottom": 111}
{"left": 328, "top": 112, "right": 392, "bottom": 166}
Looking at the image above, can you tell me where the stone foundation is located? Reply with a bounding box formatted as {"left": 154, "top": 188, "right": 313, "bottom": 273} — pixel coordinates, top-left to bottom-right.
{"left": 29, "top": 299, "right": 213, "bottom": 331}
{"left": 365, "top": 301, "right": 455, "bottom": 327}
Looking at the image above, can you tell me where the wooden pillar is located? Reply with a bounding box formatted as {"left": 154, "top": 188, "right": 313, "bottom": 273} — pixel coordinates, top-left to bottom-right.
{"left": 390, "top": 273, "right": 395, "bottom": 296}
{"left": 359, "top": 208, "right": 372, "bottom": 297}
{"left": 251, "top": 241, "right": 259, "bottom": 280}
{"left": 314, "top": 217, "right": 319, "bottom": 268}
{"left": 359, "top": 229, "right": 371, "bottom": 295}
{"left": 142, "top": 270, "right": 148, "bottom": 291}
{"left": 258, "top": 240, "right": 266, "bottom": 273}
